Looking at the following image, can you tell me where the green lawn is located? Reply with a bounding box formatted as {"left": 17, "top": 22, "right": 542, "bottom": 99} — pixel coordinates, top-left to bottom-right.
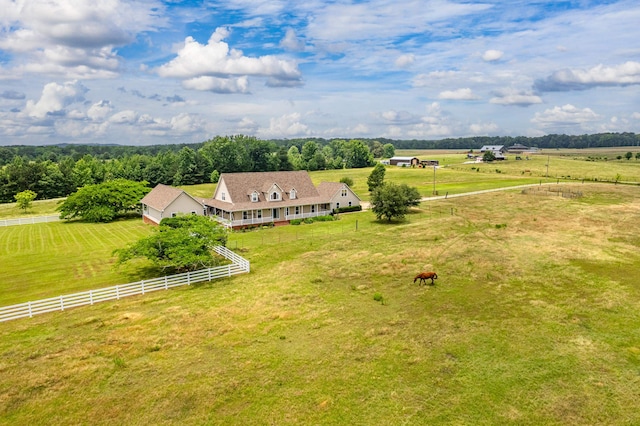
{"left": 0, "top": 220, "right": 156, "bottom": 305}
{"left": 1, "top": 182, "right": 640, "bottom": 424}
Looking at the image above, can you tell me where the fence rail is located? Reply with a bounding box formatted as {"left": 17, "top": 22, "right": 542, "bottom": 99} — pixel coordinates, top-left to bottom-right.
{"left": 0, "top": 215, "right": 61, "bottom": 227}
{"left": 0, "top": 245, "right": 249, "bottom": 323}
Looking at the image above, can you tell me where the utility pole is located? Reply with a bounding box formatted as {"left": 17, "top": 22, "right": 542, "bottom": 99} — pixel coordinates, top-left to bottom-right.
{"left": 546, "top": 155, "right": 549, "bottom": 178}
{"left": 433, "top": 165, "right": 437, "bottom": 195}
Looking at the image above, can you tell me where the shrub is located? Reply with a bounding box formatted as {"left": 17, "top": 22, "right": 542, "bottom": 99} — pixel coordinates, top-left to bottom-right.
{"left": 290, "top": 219, "right": 302, "bottom": 225}
{"left": 313, "top": 215, "right": 335, "bottom": 222}
{"left": 333, "top": 205, "right": 362, "bottom": 214}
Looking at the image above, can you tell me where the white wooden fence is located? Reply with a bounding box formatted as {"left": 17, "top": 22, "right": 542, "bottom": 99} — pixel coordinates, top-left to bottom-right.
{"left": 0, "top": 215, "right": 61, "bottom": 227}
{"left": 0, "top": 245, "right": 249, "bottom": 323}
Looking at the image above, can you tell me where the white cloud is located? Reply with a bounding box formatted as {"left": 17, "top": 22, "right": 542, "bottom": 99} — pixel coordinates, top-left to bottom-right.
{"left": 469, "top": 122, "right": 499, "bottom": 134}
{"left": 23, "top": 81, "right": 87, "bottom": 118}
{"left": 531, "top": 104, "right": 601, "bottom": 128}
{"left": 482, "top": 50, "right": 504, "bottom": 62}
{"left": 109, "top": 110, "right": 139, "bottom": 124}
{"left": 183, "top": 76, "right": 250, "bottom": 93}
{"left": 535, "top": 61, "right": 640, "bottom": 92}
{"left": 438, "top": 88, "right": 479, "bottom": 100}
{"left": 87, "top": 100, "right": 113, "bottom": 120}
{"left": 0, "top": 0, "right": 164, "bottom": 78}
{"left": 632, "top": 112, "right": 640, "bottom": 120}
{"left": 156, "top": 27, "right": 302, "bottom": 86}
{"left": 259, "top": 112, "right": 310, "bottom": 137}
{"left": 280, "top": 28, "right": 305, "bottom": 52}
{"left": 395, "top": 54, "right": 415, "bottom": 69}
{"left": 489, "top": 89, "right": 542, "bottom": 106}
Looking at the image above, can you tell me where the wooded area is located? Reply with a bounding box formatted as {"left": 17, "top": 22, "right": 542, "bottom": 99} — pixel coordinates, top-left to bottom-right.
{"left": 1, "top": 132, "right": 638, "bottom": 203}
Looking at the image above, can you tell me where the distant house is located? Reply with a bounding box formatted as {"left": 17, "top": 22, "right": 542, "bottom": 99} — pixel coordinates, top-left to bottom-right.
{"left": 140, "top": 184, "right": 206, "bottom": 225}
{"left": 203, "top": 171, "right": 361, "bottom": 229}
{"left": 506, "top": 144, "right": 530, "bottom": 153}
{"left": 389, "top": 156, "right": 420, "bottom": 167}
{"left": 479, "top": 145, "right": 506, "bottom": 153}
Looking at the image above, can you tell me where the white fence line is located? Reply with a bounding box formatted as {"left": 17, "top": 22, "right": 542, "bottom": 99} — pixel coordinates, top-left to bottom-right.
{"left": 0, "top": 215, "right": 61, "bottom": 227}
{"left": 0, "top": 245, "right": 250, "bottom": 323}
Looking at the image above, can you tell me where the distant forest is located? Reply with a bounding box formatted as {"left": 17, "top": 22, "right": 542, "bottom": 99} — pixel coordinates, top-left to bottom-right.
{"left": 1, "top": 132, "right": 638, "bottom": 203}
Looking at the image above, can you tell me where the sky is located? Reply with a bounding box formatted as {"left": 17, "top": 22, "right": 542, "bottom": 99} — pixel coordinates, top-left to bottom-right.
{"left": 0, "top": 0, "right": 639, "bottom": 146}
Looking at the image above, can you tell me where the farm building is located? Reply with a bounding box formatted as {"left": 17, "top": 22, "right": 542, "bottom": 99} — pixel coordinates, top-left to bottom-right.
{"left": 479, "top": 145, "right": 506, "bottom": 153}
{"left": 389, "top": 156, "right": 420, "bottom": 167}
{"left": 203, "top": 171, "right": 360, "bottom": 229}
{"left": 419, "top": 159, "right": 439, "bottom": 167}
{"left": 140, "top": 184, "right": 206, "bottom": 225}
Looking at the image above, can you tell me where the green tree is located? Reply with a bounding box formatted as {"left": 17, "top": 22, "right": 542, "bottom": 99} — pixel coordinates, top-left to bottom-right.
{"left": 114, "top": 215, "right": 228, "bottom": 272}
{"left": 625, "top": 151, "right": 632, "bottom": 160}
{"left": 14, "top": 190, "right": 37, "bottom": 211}
{"left": 370, "top": 182, "right": 421, "bottom": 222}
{"left": 367, "top": 163, "right": 386, "bottom": 192}
{"left": 383, "top": 143, "right": 395, "bottom": 158}
{"left": 636, "top": 152, "right": 640, "bottom": 161}
{"left": 483, "top": 150, "right": 496, "bottom": 162}
{"left": 345, "top": 139, "right": 375, "bottom": 168}
{"left": 58, "top": 179, "right": 150, "bottom": 222}
{"left": 339, "top": 176, "right": 354, "bottom": 187}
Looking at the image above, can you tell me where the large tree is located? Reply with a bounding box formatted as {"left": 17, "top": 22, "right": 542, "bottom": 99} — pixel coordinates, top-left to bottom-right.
{"left": 58, "top": 179, "right": 150, "bottom": 222}
{"left": 370, "top": 182, "right": 421, "bottom": 222}
{"left": 114, "top": 215, "right": 228, "bottom": 272}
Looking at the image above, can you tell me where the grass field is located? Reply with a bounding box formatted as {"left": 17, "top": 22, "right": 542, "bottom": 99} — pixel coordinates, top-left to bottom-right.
{"left": 1, "top": 179, "right": 640, "bottom": 424}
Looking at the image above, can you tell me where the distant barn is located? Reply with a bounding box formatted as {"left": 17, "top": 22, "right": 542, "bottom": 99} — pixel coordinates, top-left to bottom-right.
{"left": 389, "top": 156, "right": 420, "bottom": 167}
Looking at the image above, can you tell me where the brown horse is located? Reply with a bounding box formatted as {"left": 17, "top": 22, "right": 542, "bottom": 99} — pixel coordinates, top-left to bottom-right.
{"left": 414, "top": 271, "right": 438, "bottom": 285}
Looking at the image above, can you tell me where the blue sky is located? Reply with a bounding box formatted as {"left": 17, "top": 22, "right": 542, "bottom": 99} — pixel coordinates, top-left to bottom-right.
{"left": 0, "top": 0, "right": 639, "bottom": 145}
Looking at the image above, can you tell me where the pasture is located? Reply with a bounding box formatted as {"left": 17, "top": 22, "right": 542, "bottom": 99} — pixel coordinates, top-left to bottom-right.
{"left": 1, "top": 179, "right": 640, "bottom": 424}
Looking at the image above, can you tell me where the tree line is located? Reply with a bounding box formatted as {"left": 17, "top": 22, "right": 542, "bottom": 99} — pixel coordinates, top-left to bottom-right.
{"left": 0, "top": 136, "right": 384, "bottom": 203}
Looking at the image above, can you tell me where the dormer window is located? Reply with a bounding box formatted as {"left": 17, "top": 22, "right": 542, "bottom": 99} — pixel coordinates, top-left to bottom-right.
{"left": 290, "top": 189, "right": 296, "bottom": 200}
{"left": 251, "top": 192, "right": 259, "bottom": 202}
{"left": 270, "top": 191, "right": 281, "bottom": 201}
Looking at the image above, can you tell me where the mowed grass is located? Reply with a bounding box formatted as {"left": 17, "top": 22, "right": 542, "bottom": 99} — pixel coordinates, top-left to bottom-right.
{"left": 0, "top": 220, "right": 155, "bottom": 305}
{"left": 1, "top": 183, "right": 640, "bottom": 424}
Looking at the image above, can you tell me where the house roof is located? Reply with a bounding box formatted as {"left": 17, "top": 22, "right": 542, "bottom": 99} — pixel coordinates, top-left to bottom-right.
{"left": 480, "top": 145, "right": 505, "bottom": 151}
{"left": 390, "top": 156, "right": 418, "bottom": 161}
{"left": 140, "top": 184, "right": 203, "bottom": 211}
{"left": 317, "top": 182, "right": 361, "bottom": 201}
{"left": 204, "top": 171, "right": 326, "bottom": 211}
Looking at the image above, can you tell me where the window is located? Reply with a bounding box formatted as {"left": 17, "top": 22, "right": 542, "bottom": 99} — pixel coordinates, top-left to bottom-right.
{"left": 348, "top": 202, "right": 352, "bottom": 207}
{"left": 171, "top": 212, "right": 178, "bottom": 218}
{"left": 251, "top": 192, "right": 258, "bottom": 202}
{"left": 273, "top": 208, "right": 280, "bottom": 219}
{"left": 286, "top": 207, "right": 290, "bottom": 216}
{"left": 295, "top": 206, "right": 300, "bottom": 215}
{"left": 256, "top": 210, "right": 262, "bottom": 219}
{"left": 341, "top": 189, "right": 348, "bottom": 197}
{"left": 221, "top": 192, "right": 226, "bottom": 201}
{"left": 290, "top": 189, "right": 296, "bottom": 199}
{"left": 311, "top": 205, "right": 316, "bottom": 213}
{"left": 336, "top": 203, "right": 340, "bottom": 210}
{"left": 270, "top": 191, "right": 280, "bottom": 201}
{"left": 191, "top": 211, "right": 197, "bottom": 215}
{"left": 243, "top": 211, "right": 249, "bottom": 220}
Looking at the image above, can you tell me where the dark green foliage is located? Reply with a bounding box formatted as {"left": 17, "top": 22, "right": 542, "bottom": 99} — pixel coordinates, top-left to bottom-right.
{"left": 367, "top": 163, "right": 386, "bottom": 192}
{"left": 333, "top": 205, "right": 362, "bottom": 214}
{"left": 370, "top": 182, "right": 422, "bottom": 222}
{"left": 57, "top": 179, "right": 150, "bottom": 222}
{"left": 339, "top": 176, "right": 354, "bottom": 187}
{"left": 483, "top": 151, "right": 496, "bottom": 162}
{"left": 114, "top": 215, "right": 228, "bottom": 272}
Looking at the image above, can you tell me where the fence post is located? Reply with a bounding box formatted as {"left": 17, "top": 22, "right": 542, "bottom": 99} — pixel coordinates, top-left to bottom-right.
{"left": 164, "top": 276, "right": 168, "bottom": 290}
{"left": 90, "top": 290, "right": 93, "bottom": 305}
{"left": 187, "top": 272, "right": 191, "bottom": 285}
{"left": 142, "top": 280, "right": 145, "bottom": 295}
{"left": 60, "top": 295, "right": 64, "bottom": 311}
{"left": 116, "top": 285, "right": 120, "bottom": 300}
{"left": 28, "top": 302, "right": 33, "bottom": 318}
